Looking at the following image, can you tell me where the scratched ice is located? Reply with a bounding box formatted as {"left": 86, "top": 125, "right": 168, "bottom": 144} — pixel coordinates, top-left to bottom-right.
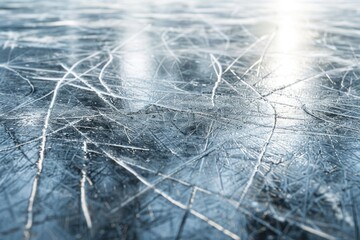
{"left": 0, "top": 0, "right": 360, "bottom": 239}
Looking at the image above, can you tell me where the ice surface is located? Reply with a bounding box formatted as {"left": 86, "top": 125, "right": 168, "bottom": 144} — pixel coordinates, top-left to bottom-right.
{"left": 0, "top": 0, "right": 360, "bottom": 239}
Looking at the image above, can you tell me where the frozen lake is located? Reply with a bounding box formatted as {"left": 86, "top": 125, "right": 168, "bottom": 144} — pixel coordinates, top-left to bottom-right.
{"left": 0, "top": 0, "right": 360, "bottom": 239}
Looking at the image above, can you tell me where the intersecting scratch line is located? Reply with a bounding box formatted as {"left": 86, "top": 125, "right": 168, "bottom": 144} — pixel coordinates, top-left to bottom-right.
{"left": 228, "top": 69, "right": 277, "bottom": 207}
{"left": 1, "top": 65, "right": 35, "bottom": 95}
{"left": 104, "top": 155, "right": 293, "bottom": 238}
{"left": 0, "top": 118, "right": 83, "bottom": 153}
{"left": 24, "top": 51, "right": 100, "bottom": 240}
{"left": 63, "top": 118, "right": 238, "bottom": 238}
{"left": 1, "top": 59, "right": 106, "bottom": 118}
{"left": 176, "top": 187, "right": 198, "bottom": 240}
{"left": 104, "top": 152, "right": 241, "bottom": 240}
{"left": 223, "top": 34, "right": 269, "bottom": 73}
{"left": 66, "top": 120, "right": 237, "bottom": 238}
{"left": 99, "top": 51, "right": 114, "bottom": 94}
{"left": 70, "top": 120, "right": 222, "bottom": 212}
{"left": 61, "top": 64, "right": 121, "bottom": 111}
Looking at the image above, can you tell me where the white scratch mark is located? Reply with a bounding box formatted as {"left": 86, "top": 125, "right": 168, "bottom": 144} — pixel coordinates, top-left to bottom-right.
{"left": 210, "top": 54, "right": 223, "bottom": 107}
{"left": 99, "top": 51, "right": 114, "bottom": 94}
{"left": 24, "top": 52, "right": 100, "bottom": 240}
{"left": 80, "top": 141, "right": 92, "bottom": 229}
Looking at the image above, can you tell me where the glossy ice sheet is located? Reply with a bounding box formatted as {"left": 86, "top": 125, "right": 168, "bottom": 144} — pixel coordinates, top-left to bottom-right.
{"left": 0, "top": 0, "right": 360, "bottom": 239}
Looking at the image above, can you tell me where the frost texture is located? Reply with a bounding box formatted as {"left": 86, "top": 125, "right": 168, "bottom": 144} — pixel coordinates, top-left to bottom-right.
{"left": 0, "top": 0, "right": 360, "bottom": 239}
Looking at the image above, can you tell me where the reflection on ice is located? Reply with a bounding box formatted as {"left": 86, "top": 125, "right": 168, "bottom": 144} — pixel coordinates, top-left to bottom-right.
{"left": 121, "top": 27, "right": 155, "bottom": 112}
{"left": 271, "top": 0, "right": 308, "bottom": 88}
